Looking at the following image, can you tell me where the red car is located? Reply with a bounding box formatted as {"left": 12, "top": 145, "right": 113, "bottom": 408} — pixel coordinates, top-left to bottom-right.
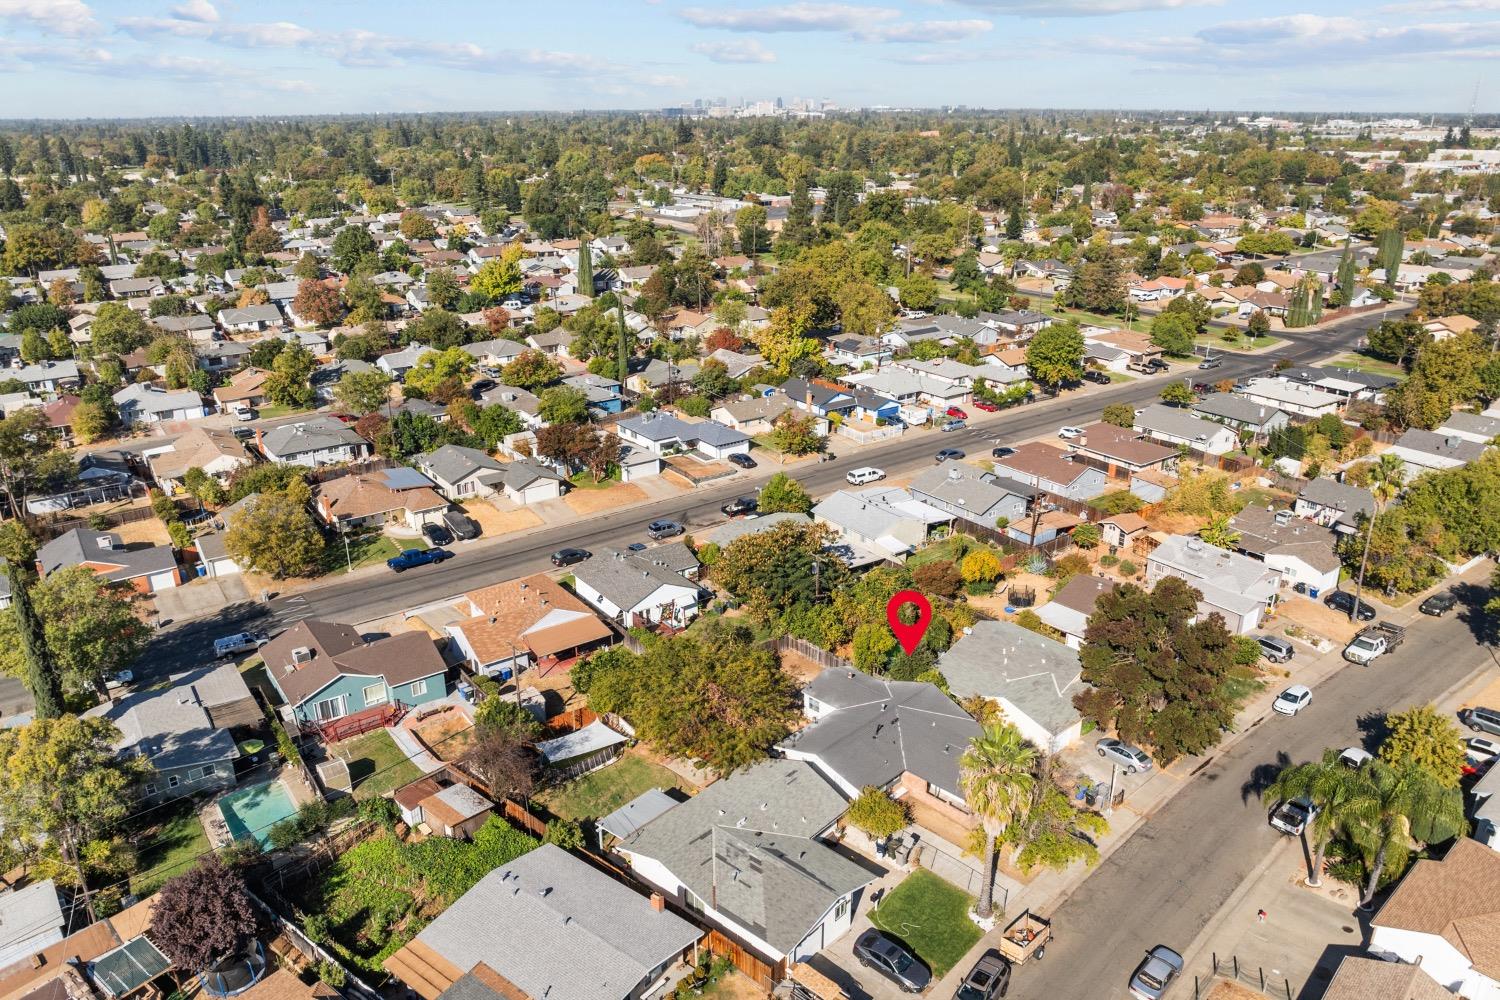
{"left": 972, "top": 400, "right": 999, "bottom": 412}
{"left": 945, "top": 406, "right": 968, "bottom": 419}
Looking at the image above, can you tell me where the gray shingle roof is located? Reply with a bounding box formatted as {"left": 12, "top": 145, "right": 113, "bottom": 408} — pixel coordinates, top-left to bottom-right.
{"left": 1191, "top": 393, "right": 1284, "bottom": 428}
{"left": 938, "top": 620, "right": 1082, "bottom": 735}
{"left": 617, "top": 412, "right": 748, "bottom": 449}
{"left": 909, "top": 462, "right": 1032, "bottom": 518}
{"left": 418, "top": 444, "right": 505, "bottom": 485}
{"left": 620, "top": 760, "right": 875, "bottom": 955}
{"left": 1392, "top": 428, "right": 1486, "bottom": 464}
{"left": 416, "top": 844, "right": 701, "bottom": 1000}
{"left": 1297, "top": 477, "right": 1374, "bottom": 519}
{"left": 91, "top": 663, "right": 250, "bottom": 773}
{"left": 573, "top": 548, "right": 698, "bottom": 611}
{"left": 260, "top": 415, "right": 368, "bottom": 458}
{"left": 37, "top": 527, "right": 177, "bottom": 582}
{"left": 782, "top": 669, "right": 980, "bottom": 797}
{"left": 1133, "top": 403, "right": 1233, "bottom": 445}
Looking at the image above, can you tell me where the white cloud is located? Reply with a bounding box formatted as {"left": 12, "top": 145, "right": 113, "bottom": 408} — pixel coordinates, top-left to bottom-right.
{"left": 1101, "top": 15, "right": 1500, "bottom": 66}
{"left": 678, "top": 3, "right": 900, "bottom": 32}
{"left": 953, "top": 0, "right": 1222, "bottom": 14}
{"left": 1379, "top": 0, "right": 1500, "bottom": 10}
{"left": 169, "top": 0, "right": 219, "bottom": 23}
{"left": 857, "top": 18, "right": 992, "bottom": 42}
{"left": 0, "top": 0, "right": 99, "bottom": 36}
{"left": 692, "top": 39, "right": 778, "bottom": 62}
{"left": 0, "top": 37, "right": 311, "bottom": 91}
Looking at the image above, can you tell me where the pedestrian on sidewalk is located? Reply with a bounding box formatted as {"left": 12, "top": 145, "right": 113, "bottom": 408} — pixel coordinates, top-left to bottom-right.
{"left": 1257, "top": 908, "right": 1267, "bottom": 923}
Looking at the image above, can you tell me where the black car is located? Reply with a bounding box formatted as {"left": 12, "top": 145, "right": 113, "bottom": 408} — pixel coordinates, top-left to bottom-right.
{"left": 1082, "top": 369, "right": 1111, "bottom": 385}
{"left": 1324, "top": 589, "right": 1377, "bottom": 621}
{"left": 1145, "top": 358, "right": 1170, "bottom": 373}
{"left": 443, "top": 510, "right": 481, "bottom": 541}
{"left": 853, "top": 930, "right": 931, "bottom": 994}
{"left": 421, "top": 522, "right": 454, "bottom": 546}
{"left": 991, "top": 446, "right": 1016, "bottom": 459}
{"left": 721, "top": 496, "right": 758, "bottom": 517}
{"left": 956, "top": 950, "right": 1011, "bottom": 1000}
{"left": 646, "top": 519, "right": 685, "bottom": 540}
{"left": 935, "top": 448, "right": 966, "bottom": 463}
{"left": 469, "top": 379, "right": 497, "bottom": 399}
{"left": 550, "top": 548, "right": 590, "bottom": 567}
{"left": 727, "top": 452, "right": 757, "bottom": 469}
{"left": 1420, "top": 591, "right": 1459, "bottom": 616}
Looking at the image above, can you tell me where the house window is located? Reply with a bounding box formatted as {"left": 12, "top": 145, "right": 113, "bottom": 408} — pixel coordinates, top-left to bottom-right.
{"left": 804, "top": 696, "right": 823, "bottom": 714}
{"left": 834, "top": 896, "right": 851, "bottom": 922}
{"left": 167, "top": 775, "right": 180, "bottom": 788}
{"left": 409, "top": 679, "right": 428, "bottom": 698}
{"left": 363, "top": 683, "right": 388, "bottom": 707}
{"left": 187, "top": 767, "right": 203, "bottom": 781}
{"left": 144, "top": 783, "right": 158, "bottom": 797}
{"left": 315, "top": 696, "right": 346, "bottom": 721}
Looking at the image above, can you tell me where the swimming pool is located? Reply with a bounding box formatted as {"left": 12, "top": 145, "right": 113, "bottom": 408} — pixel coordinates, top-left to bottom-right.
{"left": 219, "top": 780, "right": 299, "bottom": 848}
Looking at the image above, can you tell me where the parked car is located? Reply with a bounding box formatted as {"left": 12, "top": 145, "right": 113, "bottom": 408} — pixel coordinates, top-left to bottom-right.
{"left": 1338, "top": 747, "right": 1373, "bottom": 770}
{"left": 646, "top": 519, "right": 685, "bottom": 540}
{"left": 1459, "top": 707, "right": 1500, "bottom": 737}
{"left": 1096, "top": 738, "right": 1153, "bottom": 774}
{"left": 1342, "top": 621, "right": 1406, "bottom": 665}
{"left": 945, "top": 406, "right": 968, "bottom": 419}
{"left": 1273, "top": 684, "right": 1312, "bottom": 716}
{"left": 726, "top": 452, "right": 757, "bottom": 469}
{"left": 214, "top": 632, "right": 267, "bottom": 659}
{"left": 1128, "top": 946, "right": 1184, "bottom": 1000}
{"left": 1255, "top": 634, "right": 1295, "bottom": 664}
{"left": 469, "top": 379, "right": 497, "bottom": 399}
{"left": 955, "top": 949, "right": 1011, "bottom": 1000}
{"left": 626, "top": 542, "right": 648, "bottom": 553}
{"left": 1057, "top": 425, "right": 1084, "bottom": 440}
{"left": 1467, "top": 737, "right": 1500, "bottom": 761}
{"left": 1420, "top": 590, "right": 1459, "bottom": 616}
{"left": 1324, "top": 590, "right": 1377, "bottom": 621}
{"left": 935, "top": 448, "right": 966, "bottom": 462}
{"left": 387, "top": 547, "right": 452, "bottom": 572}
{"left": 232, "top": 403, "right": 256, "bottom": 421}
{"left": 991, "top": 446, "right": 1016, "bottom": 459}
{"left": 443, "top": 510, "right": 480, "bottom": 541}
{"left": 853, "top": 930, "right": 931, "bottom": 994}
{"left": 1198, "top": 357, "right": 1222, "bottom": 370}
{"left": 421, "top": 522, "right": 454, "bottom": 547}
{"left": 940, "top": 419, "right": 966, "bottom": 433}
{"left": 231, "top": 426, "right": 254, "bottom": 440}
{"left": 550, "top": 547, "right": 590, "bottom": 567}
{"left": 1269, "top": 797, "right": 1319, "bottom": 836}
{"left": 721, "top": 496, "right": 758, "bottom": 517}
{"left": 1145, "top": 358, "right": 1170, "bottom": 373}
{"left": 847, "top": 467, "right": 886, "bottom": 486}
{"left": 972, "top": 400, "right": 1000, "bottom": 412}
{"left": 1082, "top": 369, "right": 1111, "bottom": 385}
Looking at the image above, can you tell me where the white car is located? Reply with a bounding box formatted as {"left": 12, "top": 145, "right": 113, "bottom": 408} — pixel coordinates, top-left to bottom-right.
{"left": 1273, "top": 684, "right": 1312, "bottom": 716}
{"left": 1058, "top": 426, "right": 1085, "bottom": 440}
{"left": 1468, "top": 737, "right": 1500, "bottom": 761}
{"left": 1338, "top": 747, "right": 1373, "bottom": 770}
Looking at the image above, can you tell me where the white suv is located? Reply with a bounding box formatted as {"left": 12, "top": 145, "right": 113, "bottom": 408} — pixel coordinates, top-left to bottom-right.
{"left": 846, "top": 467, "right": 885, "bottom": 486}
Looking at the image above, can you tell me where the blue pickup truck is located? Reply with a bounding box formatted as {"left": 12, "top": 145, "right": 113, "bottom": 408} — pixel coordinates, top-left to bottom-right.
{"left": 386, "top": 547, "right": 453, "bottom": 572}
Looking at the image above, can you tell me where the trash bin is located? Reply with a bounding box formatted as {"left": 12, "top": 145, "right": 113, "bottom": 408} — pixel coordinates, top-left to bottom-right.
{"left": 1308, "top": 586, "right": 1320, "bottom": 599}
{"left": 1084, "top": 785, "right": 1099, "bottom": 807}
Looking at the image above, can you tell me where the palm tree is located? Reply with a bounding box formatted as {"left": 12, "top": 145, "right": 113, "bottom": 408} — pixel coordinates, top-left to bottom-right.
{"left": 1350, "top": 453, "right": 1405, "bottom": 621}
{"left": 1262, "top": 750, "right": 1360, "bottom": 886}
{"left": 960, "top": 722, "right": 1038, "bottom": 920}
{"left": 1341, "top": 759, "right": 1466, "bottom": 908}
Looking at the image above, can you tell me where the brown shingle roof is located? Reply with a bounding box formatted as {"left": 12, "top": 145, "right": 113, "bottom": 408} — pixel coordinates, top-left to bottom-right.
{"left": 148, "top": 426, "right": 250, "bottom": 480}
{"left": 451, "top": 575, "right": 611, "bottom": 665}
{"left": 1374, "top": 837, "right": 1500, "bottom": 980}
{"left": 998, "top": 442, "right": 1094, "bottom": 487}
{"left": 1077, "top": 422, "right": 1178, "bottom": 468}
{"left": 232, "top": 970, "right": 340, "bottom": 1000}
{"left": 1321, "top": 957, "right": 1451, "bottom": 1000}
{"left": 315, "top": 473, "right": 446, "bottom": 522}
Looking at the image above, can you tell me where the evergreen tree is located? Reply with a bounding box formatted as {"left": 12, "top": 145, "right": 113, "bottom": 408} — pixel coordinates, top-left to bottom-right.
{"left": 1006, "top": 205, "right": 1023, "bottom": 240}
{"left": 710, "top": 159, "right": 728, "bottom": 195}
{"left": 616, "top": 305, "right": 630, "bottom": 384}
{"left": 576, "top": 237, "right": 593, "bottom": 298}
{"left": 782, "top": 177, "right": 815, "bottom": 250}
{"left": 0, "top": 519, "right": 63, "bottom": 722}
{"left": 1333, "top": 239, "right": 1356, "bottom": 308}
{"left": 1377, "top": 227, "right": 1403, "bottom": 288}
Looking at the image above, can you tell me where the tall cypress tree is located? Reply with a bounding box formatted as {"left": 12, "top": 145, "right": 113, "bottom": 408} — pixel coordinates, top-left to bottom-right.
{"left": 783, "top": 178, "right": 814, "bottom": 250}
{"left": 1377, "top": 227, "right": 1402, "bottom": 288}
{"left": 1333, "top": 239, "right": 1356, "bottom": 308}
{"left": 7, "top": 564, "right": 62, "bottom": 720}
{"left": 576, "top": 237, "right": 594, "bottom": 298}
{"left": 1006, "top": 205, "right": 1023, "bottom": 240}
{"left": 616, "top": 305, "right": 630, "bottom": 384}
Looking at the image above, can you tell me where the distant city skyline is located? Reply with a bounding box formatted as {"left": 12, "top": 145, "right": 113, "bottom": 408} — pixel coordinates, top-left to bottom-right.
{"left": 0, "top": 0, "right": 1495, "bottom": 119}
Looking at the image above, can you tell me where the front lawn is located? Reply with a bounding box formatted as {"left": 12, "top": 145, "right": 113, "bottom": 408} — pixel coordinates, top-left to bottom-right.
{"left": 869, "top": 870, "right": 983, "bottom": 979}
{"left": 1328, "top": 352, "right": 1404, "bottom": 377}
{"left": 133, "top": 797, "right": 212, "bottom": 896}
{"left": 535, "top": 754, "right": 689, "bottom": 822}
{"left": 334, "top": 729, "right": 424, "bottom": 800}
{"left": 569, "top": 469, "right": 620, "bottom": 490}
{"left": 322, "top": 532, "right": 427, "bottom": 575}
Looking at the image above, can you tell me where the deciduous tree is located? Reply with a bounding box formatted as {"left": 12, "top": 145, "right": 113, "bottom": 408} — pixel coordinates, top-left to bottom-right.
{"left": 149, "top": 857, "right": 261, "bottom": 972}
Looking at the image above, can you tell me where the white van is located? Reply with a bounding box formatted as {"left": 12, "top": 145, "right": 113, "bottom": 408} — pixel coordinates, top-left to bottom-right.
{"left": 214, "top": 632, "right": 267, "bottom": 659}
{"left": 846, "top": 467, "right": 885, "bottom": 486}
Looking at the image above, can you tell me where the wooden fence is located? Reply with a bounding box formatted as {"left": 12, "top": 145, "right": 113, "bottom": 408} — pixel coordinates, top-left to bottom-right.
{"left": 302, "top": 456, "right": 401, "bottom": 486}
{"left": 34, "top": 495, "right": 196, "bottom": 539}
{"left": 706, "top": 930, "right": 786, "bottom": 992}
{"left": 770, "top": 635, "right": 852, "bottom": 671}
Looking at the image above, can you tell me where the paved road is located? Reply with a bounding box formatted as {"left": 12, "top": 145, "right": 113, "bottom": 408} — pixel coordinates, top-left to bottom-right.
{"left": 140, "top": 306, "right": 1401, "bottom": 676}
{"left": 1010, "top": 588, "right": 1498, "bottom": 1000}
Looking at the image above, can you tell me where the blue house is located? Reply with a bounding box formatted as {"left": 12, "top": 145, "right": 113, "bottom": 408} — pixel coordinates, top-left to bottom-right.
{"left": 260, "top": 620, "right": 448, "bottom": 727}
{"left": 563, "top": 373, "right": 626, "bottom": 414}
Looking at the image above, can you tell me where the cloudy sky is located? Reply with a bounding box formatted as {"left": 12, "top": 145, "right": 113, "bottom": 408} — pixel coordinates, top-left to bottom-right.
{"left": 0, "top": 0, "right": 1495, "bottom": 118}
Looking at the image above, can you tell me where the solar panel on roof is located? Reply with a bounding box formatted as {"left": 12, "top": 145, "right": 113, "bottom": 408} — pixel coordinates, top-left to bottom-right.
{"left": 379, "top": 467, "right": 435, "bottom": 490}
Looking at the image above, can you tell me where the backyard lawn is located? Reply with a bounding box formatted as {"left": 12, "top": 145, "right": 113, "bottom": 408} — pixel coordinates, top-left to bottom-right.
{"left": 133, "top": 798, "right": 211, "bottom": 896}
{"left": 906, "top": 534, "right": 1006, "bottom": 571}
{"left": 869, "top": 870, "right": 983, "bottom": 979}
{"left": 535, "top": 754, "right": 689, "bottom": 822}
{"left": 335, "top": 729, "right": 424, "bottom": 800}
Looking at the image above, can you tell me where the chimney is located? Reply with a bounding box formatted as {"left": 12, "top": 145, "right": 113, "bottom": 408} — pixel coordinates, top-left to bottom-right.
{"left": 650, "top": 893, "right": 665, "bottom": 912}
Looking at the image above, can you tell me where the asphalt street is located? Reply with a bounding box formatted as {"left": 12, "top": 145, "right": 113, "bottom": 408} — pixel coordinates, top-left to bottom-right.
{"left": 1009, "top": 584, "right": 1499, "bottom": 1000}
{"left": 128, "top": 306, "right": 1403, "bottom": 678}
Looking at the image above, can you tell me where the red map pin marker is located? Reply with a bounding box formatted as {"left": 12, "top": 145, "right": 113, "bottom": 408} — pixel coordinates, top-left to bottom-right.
{"left": 887, "top": 589, "right": 933, "bottom": 655}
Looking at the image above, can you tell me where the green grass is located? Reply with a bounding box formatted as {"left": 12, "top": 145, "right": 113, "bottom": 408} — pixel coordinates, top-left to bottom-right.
{"left": 535, "top": 755, "right": 689, "bottom": 822}
{"left": 133, "top": 798, "right": 212, "bottom": 896}
{"left": 323, "top": 532, "right": 427, "bottom": 575}
{"left": 335, "top": 729, "right": 424, "bottom": 800}
{"left": 255, "top": 403, "right": 318, "bottom": 420}
{"left": 568, "top": 470, "right": 620, "bottom": 490}
{"left": 1328, "top": 353, "right": 1404, "bottom": 377}
{"left": 1107, "top": 371, "right": 1136, "bottom": 382}
{"left": 1198, "top": 331, "right": 1281, "bottom": 351}
{"left": 1225, "top": 665, "right": 1268, "bottom": 709}
{"left": 908, "top": 534, "right": 1005, "bottom": 570}
{"left": 239, "top": 657, "right": 283, "bottom": 706}
{"left": 869, "top": 870, "right": 984, "bottom": 978}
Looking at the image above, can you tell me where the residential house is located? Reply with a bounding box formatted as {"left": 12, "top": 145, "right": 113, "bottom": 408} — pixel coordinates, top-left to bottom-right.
{"left": 1146, "top": 534, "right": 1281, "bottom": 634}
{"left": 40, "top": 395, "right": 80, "bottom": 445}
{"left": 614, "top": 412, "right": 750, "bottom": 461}
{"left": 195, "top": 339, "right": 253, "bottom": 373}
{"left": 91, "top": 663, "right": 258, "bottom": 804}
{"left": 217, "top": 304, "right": 284, "bottom": 334}
{"left": 0, "top": 881, "right": 65, "bottom": 969}
{"left": 37, "top": 527, "right": 182, "bottom": 594}
{"left": 154, "top": 312, "right": 217, "bottom": 340}
{"left": 1367, "top": 838, "right": 1500, "bottom": 1000}
{"left": 780, "top": 668, "right": 981, "bottom": 837}
{"left": 572, "top": 545, "right": 702, "bottom": 630}
{"left": 1033, "top": 575, "right": 1116, "bottom": 650}
{"left": 212, "top": 368, "right": 271, "bottom": 411}
{"left": 461, "top": 338, "right": 527, "bottom": 367}
{"left": 1293, "top": 478, "right": 1375, "bottom": 531}
{"left": 983, "top": 347, "right": 1030, "bottom": 381}
{"left": 377, "top": 342, "right": 431, "bottom": 379}
{"left": 981, "top": 308, "right": 1051, "bottom": 340}
{"left": 526, "top": 328, "right": 574, "bottom": 357}
{"left": 1071, "top": 423, "right": 1179, "bottom": 476}
{"left": 992, "top": 442, "right": 1110, "bottom": 501}
{"left": 112, "top": 384, "right": 207, "bottom": 428}
{"left": 1086, "top": 330, "right": 1163, "bottom": 370}
{"left": 1133, "top": 403, "right": 1240, "bottom": 456}
{"left": 625, "top": 359, "right": 699, "bottom": 395}
{"left": 109, "top": 276, "right": 164, "bottom": 299}
{"left": 1235, "top": 378, "right": 1343, "bottom": 419}
{"left": 711, "top": 395, "right": 818, "bottom": 437}
{"left": 563, "top": 373, "right": 626, "bottom": 414}
{"left": 16, "top": 359, "right": 81, "bottom": 395}
{"left": 477, "top": 385, "right": 544, "bottom": 430}
{"left": 938, "top": 619, "right": 1084, "bottom": 753}
{"left": 386, "top": 844, "right": 701, "bottom": 1000}
{"left": 775, "top": 377, "right": 857, "bottom": 420}
{"left": 908, "top": 461, "right": 1033, "bottom": 530}
{"left": 313, "top": 469, "right": 448, "bottom": 531}
{"left": 1436, "top": 411, "right": 1500, "bottom": 446}
{"left": 257, "top": 416, "right": 372, "bottom": 467}
{"left": 812, "top": 487, "right": 952, "bottom": 562}
{"left": 1387, "top": 428, "right": 1488, "bottom": 480}
{"left": 706, "top": 347, "right": 765, "bottom": 380}
{"left": 444, "top": 574, "right": 613, "bottom": 679}
{"left": 1228, "top": 507, "right": 1342, "bottom": 595}
{"left": 1281, "top": 365, "right": 1398, "bottom": 404}
{"left": 1191, "top": 393, "right": 1290, "bottom": 439}
{"left": 826, "top": 335, "right": 893, "bottom": 369}
{"left": 618, "top": 760, "right": 876, "bottom": 965}
{"left": 414, "top": 444, "right": 508, "bottom": 500}
{"left": 1424, "top": 314, "right": 1482, "bottom": 342}
{"left": 260, "top": 620, "right": 448, "bottom": 727}
{"left": 147, "top": 427, "right": 252, "bottom": 492}
{"left": 1320, "top": 958, "right": 1451, "bottom": 1000}
{"left": 1129, "top": 276, "right": 1191, "bottom": 302}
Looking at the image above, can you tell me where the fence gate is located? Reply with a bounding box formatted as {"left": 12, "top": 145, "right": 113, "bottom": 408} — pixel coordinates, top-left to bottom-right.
{"left": 706, "top": 930, "right": 783, "bottom": 992}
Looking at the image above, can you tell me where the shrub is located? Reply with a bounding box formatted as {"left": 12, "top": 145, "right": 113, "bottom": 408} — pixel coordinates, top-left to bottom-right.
{"left": 1099, "top": 554, "right": 1119, "bottom": 567}
{"left": 543, "top": 818, "right": 585, "bottom": 850}
{"left": 844, "top": 786, "right": 910, "bottom": 840}
{"left": 911, "top": 560, "right": 962, "bottom": 599}
{"left": 316, "top": 961, "right": 346, "bottom": 988}
{"left": 1118, "top": 560, "right": 1138, "bottom": 577}
{"left": 1072, "top": 523, "right": 1102, "bottom": 549}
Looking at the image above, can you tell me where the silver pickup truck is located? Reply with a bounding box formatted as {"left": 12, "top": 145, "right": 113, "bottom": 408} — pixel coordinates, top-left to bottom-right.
{"left": 1343, "top": 621, "right": 1406, "bottom": 665}
{"left": 1269, "top": 797, "right": 1319, "bottom": 836}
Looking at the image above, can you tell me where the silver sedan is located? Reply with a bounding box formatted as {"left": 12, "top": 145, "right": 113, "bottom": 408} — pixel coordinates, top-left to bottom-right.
{"left": 1096, "top": 738, "right": 1154, "bottom": 774}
